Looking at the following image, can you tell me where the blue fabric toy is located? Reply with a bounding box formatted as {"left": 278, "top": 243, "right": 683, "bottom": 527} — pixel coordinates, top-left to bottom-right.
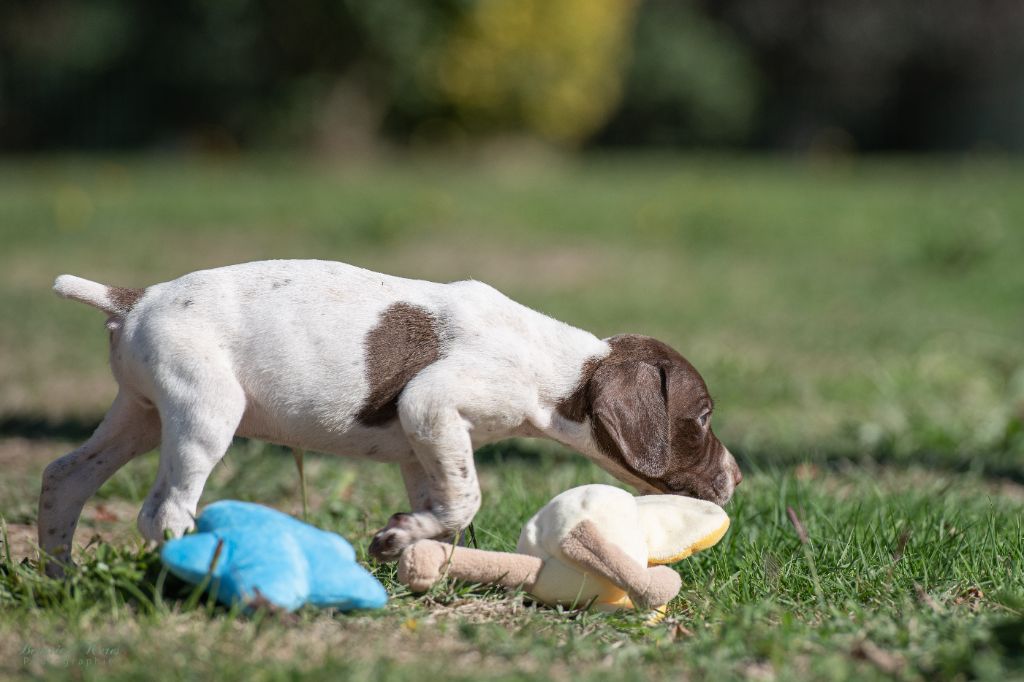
{"left": 160, "top": 501, "right": 388, "bottom": 612}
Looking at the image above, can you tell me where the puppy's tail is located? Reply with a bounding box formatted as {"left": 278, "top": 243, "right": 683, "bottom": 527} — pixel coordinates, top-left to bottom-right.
{"left": 53, "top": 274, "right": 144, "bottom": 316}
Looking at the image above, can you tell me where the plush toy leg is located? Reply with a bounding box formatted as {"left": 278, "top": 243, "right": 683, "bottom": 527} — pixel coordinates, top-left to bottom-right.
{"left": 397, "top": 540, "right": 543, "bottom": 593}
{"left": 560, "top": 520, "right": 682, "bottom": 609}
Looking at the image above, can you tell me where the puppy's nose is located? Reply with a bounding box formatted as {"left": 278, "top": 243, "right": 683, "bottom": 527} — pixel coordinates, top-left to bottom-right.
{"left": 733, "top": 466, "right": 743, "bottom": 486}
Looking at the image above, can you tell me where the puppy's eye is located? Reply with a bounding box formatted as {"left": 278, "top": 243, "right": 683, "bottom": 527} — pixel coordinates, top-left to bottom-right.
{"left": 698, "top": 411, "right": 711, "bottom": 427}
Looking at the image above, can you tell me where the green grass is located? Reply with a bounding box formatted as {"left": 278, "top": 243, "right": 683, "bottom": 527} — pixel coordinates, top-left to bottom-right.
{"left": 1, "top": 153, "right": 1023, "bottom": 680}
{"left": 2, "top": 154, "right": 1023, "bottom": 464}
{"left": 3, "top": 445, "right": 1022, "bottom": 680}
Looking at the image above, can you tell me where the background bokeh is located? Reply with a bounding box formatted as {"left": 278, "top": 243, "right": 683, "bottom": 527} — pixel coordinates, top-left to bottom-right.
{"left": 4, "top": 0, "right": 1024, "bottom": 153}
{"left": 2, "top": 0, "right": 1022, "bottom": 464}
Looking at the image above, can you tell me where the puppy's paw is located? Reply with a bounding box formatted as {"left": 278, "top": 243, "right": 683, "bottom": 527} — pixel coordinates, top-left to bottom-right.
{"left": 137, "top": 501, "right": 195, "bottom": 545}
{"left": 368, "top": 513, "right": 416, "bottom": 562}
{"left": 41, "top": 554, "right": 75, "bottom": 579}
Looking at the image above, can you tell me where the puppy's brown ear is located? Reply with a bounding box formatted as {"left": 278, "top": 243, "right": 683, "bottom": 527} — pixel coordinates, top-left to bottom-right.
{"left": 590, "top": 362, "right": 670, "bottom": 478}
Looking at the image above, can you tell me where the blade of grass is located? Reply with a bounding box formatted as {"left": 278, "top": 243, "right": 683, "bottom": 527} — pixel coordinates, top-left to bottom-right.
{"left": 294, "top": 448, "right": 308, "bottom": 522}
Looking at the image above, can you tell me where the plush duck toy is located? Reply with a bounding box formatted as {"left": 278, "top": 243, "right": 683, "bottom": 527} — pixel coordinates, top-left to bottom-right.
{"left": 397, "top": 484, "right": 730, "bottom": 612}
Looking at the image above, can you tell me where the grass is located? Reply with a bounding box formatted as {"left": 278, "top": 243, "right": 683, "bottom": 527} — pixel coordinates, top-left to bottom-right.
{"left": 0, "top": 152, "right": 1023, "bottom": 680}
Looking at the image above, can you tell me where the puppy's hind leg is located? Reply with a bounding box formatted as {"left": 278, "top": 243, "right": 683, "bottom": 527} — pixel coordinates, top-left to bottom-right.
{"left": 399, "top": 460, "right": 434, "bottom": 513}
{"left": 137, "top": 370, "right": 245, "bottom": 544}
{"left": 38, "top": 392, "right": 160, "bottom": 576}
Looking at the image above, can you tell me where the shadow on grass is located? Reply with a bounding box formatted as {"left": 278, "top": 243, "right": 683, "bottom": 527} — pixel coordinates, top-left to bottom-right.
{"left": 0, "top": 414, "right": 100, "bottom": 441}
{"left": 4, "top": 412, "right": 1021, "bottom": 484}
{"left": 481, "top": 438, "right": 1024, "bottom": 485}
{"left": 732, "top": 444, "right": 1024, "bottom": 485}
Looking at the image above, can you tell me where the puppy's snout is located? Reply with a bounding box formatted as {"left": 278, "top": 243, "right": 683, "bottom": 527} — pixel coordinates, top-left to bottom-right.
{"left": 723, "top": 447, "right": 742, "bottom": 488}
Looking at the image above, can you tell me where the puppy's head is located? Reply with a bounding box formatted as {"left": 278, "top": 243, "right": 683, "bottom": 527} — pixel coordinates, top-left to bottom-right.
{"left": 583, "top": 335, "right": 741, "bottom": 506}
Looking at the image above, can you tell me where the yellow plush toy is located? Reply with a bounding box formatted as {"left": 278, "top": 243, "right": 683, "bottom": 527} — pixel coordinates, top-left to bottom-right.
{"left": 397, "top": 484, "right": 730, "bottom": 613}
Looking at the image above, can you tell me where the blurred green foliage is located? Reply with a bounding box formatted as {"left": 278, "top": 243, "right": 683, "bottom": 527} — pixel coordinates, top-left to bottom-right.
{"left": 599, "top": 0, "right": 759, "bottom": 146}
{"left": 3, "top": 0, "right": 1023, "bottom": 151}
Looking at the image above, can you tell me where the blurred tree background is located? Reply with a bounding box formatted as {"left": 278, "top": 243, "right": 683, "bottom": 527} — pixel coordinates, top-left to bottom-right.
{"left": 1, "top": 0, "right": 1023, "bottom": 152}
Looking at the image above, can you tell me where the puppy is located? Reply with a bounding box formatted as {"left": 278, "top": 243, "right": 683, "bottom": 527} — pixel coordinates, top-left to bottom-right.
{"left": 38, "top": 260, "right": 741, "bottom": 574}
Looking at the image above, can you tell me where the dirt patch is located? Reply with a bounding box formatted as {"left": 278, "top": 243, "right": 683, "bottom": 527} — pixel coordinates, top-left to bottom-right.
{"left": 0, "top": 375, "right": 116, "bottom": 425}
{"left": 993, "top": 479, "right": 1024, "bottom": 501}
{"left": 0, "top": 437, "right": 76, "bottom": 476}
{"left": 0, "top": 606, "right": 582, "bottom": 679}
{"left": 3, "top": 499, "right": 141, "bottom": 563}
{"left": 366, "top": 239, "right": 623, "bottom": 293}
{"left": 2, "top": 523, "right": 38, "bottom": 562}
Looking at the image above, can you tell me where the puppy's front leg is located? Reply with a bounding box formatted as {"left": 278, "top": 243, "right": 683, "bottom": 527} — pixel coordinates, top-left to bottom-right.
{"left": 369, "top": 403, "right": 480, "bottom": 561}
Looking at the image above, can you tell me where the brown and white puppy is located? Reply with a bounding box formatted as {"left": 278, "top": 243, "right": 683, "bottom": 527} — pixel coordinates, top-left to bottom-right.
{"left": 38, "top": 260, "right": 740, "bottom": 574}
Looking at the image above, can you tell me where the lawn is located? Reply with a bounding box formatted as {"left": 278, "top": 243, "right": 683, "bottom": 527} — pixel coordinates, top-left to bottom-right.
{"left": 1, "top": 153, "right": 1022, "bottom": 680}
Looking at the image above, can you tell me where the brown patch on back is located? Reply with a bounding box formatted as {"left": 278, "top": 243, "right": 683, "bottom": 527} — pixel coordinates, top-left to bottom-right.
{"left": 356, "top": 303, "right": 441, "bottom": 427}
{"left": 107, "top": 286, "right": 145, "bottom": 315}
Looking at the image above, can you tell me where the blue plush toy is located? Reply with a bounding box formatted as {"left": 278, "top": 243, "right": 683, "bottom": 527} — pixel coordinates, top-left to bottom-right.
{"left": 160, "top": 501, "right": 387, "bottom": 612}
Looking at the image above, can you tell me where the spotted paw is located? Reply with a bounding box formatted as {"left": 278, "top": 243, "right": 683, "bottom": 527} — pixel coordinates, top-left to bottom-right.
{"left": 368, "top": 513, "right": 416, "bottom": 561}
